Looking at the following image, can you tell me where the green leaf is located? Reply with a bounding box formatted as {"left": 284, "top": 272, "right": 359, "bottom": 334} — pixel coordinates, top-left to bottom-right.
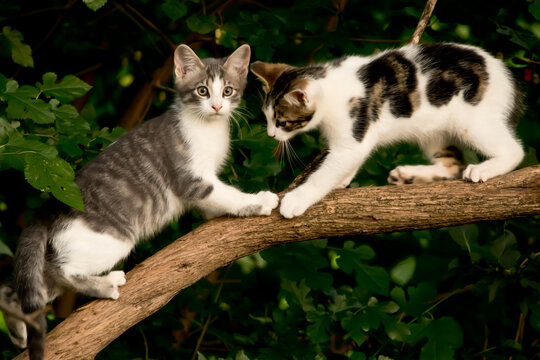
{"left": 343, "top": 311, "right": 375, "bottom": 341}
{"left": 235, "top": 350, "right": 250, "bottom": 360}
{"left": 50, "top": 99, "right": 79, "bottom": 121}
{"left": 2, "top": 26, "right": 33, "bottom": 67}
{"left": 419, "top": 317, "right": 463, "bottom": 360}
{"left": 350, "top": 353, "right": 366, "bottom": 360}
{"left": 336, "top": 243, "right": 375, "bottom": 273}
{"left": 3, "top": 82, "right": 55, "bottom": 124}
{"left": 0, "top": 240, "right": 14, "bottom": 257}
{"left": 186, "top": 14, "right": 216, "bottom": 34}
{"left": 0, "top": 117, "right": 20, "bottom": 141}
{"left": 383, "top": 317, "right": 411, "bottom": 341}
{"left": 281, "top": 279, "right": 312, "bottom": 311}
{"left": 83, "top": 0, "right": 108, "bottom": 11}
{"left": 306, "top": 307, "right": 331, "bottom": 343}
{"left": 390, "top": 256, "right": 416, "bottom": 286}
{"left": 342, "top": 314, "right": 368, "bottom": 344}
{"left": 24, "top": 153, "right": 84, "bottom": 211}
{"left": 162, "top": 0, "right": 188, "bottom": 21}
{"left": 0, "top": 310, "right": 9, "bottom": 335}
{"left": 491, "top": 231, "right": 521, "bottom": 269}
{"left": 0, "top": 131, "right": 58, "bottom": 171}
{"left": 530, "top": 0, "right": 540, "bottom": 21}
{"left": 448, "top": 224, "right": 478, "bottom": 250}
{"left": 37, "top": 73, "right": 92, "bottom": 103}
{"left": 355, "top": 264, "right": 390, "bottom": 296}
{"left": 391, "top": 282, "right": 437, "bottom": 317}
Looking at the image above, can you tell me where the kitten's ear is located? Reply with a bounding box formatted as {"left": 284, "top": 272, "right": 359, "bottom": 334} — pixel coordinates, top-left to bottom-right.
{"left": 250, "top": 62, "right": 294, "bottom": 93}
{"left": 284, "top": 89, "right": 309, "bottom": 106}
{"left": 174, "top": 44, "right": 204, "bottom": 80}
{"left": 223, "top": 44, "right": 251, "bottom": 78}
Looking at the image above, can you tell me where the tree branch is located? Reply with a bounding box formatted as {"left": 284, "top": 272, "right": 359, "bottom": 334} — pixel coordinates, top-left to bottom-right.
{"left": 410, "top": 0, "right": 438, "bottom": 44}
{"left": 13, "top": 165, "right": 540, "bottom": 360}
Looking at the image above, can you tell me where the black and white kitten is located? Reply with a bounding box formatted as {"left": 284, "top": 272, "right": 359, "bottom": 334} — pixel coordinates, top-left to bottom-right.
{"left": 2, "top": 44, "right": 278, "bottom": 359}
{"left": 251, "top": 43, "right": 524, "bottom": 218}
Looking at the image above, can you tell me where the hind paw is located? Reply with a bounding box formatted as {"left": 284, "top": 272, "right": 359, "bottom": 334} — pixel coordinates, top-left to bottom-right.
{"left": 388, "top": 166, "right": 415, "bottom": 185}
{"left": 105, "top": 271, "right": 126, "bottom": 300}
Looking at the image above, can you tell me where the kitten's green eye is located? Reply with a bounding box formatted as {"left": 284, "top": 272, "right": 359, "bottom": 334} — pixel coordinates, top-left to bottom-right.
{"left": 276, "top": 120, "right": 286, "bottom": 127}
{"left": 197, "top": 86, "right": 208, "bottom": 97}
{"left": 223, "top": 86, "right": 233, "bottom": 97}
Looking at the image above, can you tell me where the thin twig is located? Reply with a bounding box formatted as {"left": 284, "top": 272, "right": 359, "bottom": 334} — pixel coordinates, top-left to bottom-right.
{"left": 154, "top": 83, "right": 176, "bottom": 94}
{"left": 481, "top": 323, "right": 488, "bottom": 360}
{"left": 123, "top": 2, "right": 176, "bottom": 50}
{"left": 410, "top": 0, "right": 438, "bottom": 44}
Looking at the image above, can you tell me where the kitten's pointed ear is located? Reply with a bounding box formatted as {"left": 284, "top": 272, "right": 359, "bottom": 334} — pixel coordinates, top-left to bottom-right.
{"left": 223, "top": 44, "right": 251, "bottom": 78}
{"left": 250, "top": 62, "right": 294, "bottom": 92}
{"left": 174, "top": 44, "right": 204, "bottom": 80}
{"left": 284, "top": 89, "right": 309, "bottom": 106}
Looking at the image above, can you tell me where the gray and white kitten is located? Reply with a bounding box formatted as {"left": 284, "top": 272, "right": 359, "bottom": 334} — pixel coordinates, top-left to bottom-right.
{"left": 1, "top": 44, "right": 279, "bottom": 359}
{"left": 252, "top": 43, "right": 524, "bottom": 218}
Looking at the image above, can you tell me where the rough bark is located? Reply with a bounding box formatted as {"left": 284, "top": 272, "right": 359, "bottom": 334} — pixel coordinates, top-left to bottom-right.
{"left": 14, "top": 165, "right": 540, "bottom": 360}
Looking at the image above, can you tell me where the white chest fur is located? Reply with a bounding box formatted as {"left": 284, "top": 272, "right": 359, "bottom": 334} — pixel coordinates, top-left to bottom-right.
{"left": 179, "top": 113, "right": 231, "bottom": 177}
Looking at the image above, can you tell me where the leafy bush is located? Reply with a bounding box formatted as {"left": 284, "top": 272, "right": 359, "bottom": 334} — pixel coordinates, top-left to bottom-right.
{"left": 0, "top": 0, "right": 539, "bottom": 359}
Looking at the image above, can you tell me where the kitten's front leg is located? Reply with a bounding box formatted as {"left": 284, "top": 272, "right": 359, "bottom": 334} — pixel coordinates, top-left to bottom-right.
{"left": 194, "top": 179, "right": 278, "bottom": 217}
{"left": 280, "top": 147, "right": 366, "bottom": 219}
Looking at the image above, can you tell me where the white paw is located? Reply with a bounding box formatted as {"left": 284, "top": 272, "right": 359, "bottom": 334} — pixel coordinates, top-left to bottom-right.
{"left": 106, "top": 271, "right": 126, "bottom": 300}
{"left": 388, "top": 166, "right": 414, "bottom": 185}
{"left": 463, "top": 164, "right": 488, "bottom": 183}
{"left": 255, "top": 191, "right": 279, "bottom": 215}
{"left": 280, "top": 191, "right": 312, "bottom": 219}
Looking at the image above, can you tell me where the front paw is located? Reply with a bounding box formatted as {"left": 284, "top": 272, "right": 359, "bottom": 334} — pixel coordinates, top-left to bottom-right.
{"left": 280, "top": 191, "right": 312, "bottom": 219}
{"left": 255, "top": 191, "right": 279, "bottom": 215}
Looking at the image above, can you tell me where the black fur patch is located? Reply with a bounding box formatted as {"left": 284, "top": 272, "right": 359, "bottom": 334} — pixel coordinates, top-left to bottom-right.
{"left": 415, "top": 43, "right": 489, "bottom": 106}
{"left": 266, "top": 65, "right": 327, "bottom": 107}
{"left": 351, "top": 51, "right": 418, "bottom": 142}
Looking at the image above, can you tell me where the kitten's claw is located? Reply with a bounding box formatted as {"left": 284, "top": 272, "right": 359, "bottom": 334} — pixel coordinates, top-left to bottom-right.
{"left": 255, "top": 191, "right": 279, "bottom": 215}
{"left": 106, "top": 270, "right": 126, "bottom": 300}
{"left": 280, "top": 191, "right": 311, "bottom": 219}
{"left": 462, "top": 164, "right": 487, "bottom": 183}
{"left": 388, "top": 166, "right": 414, "bottom": 185}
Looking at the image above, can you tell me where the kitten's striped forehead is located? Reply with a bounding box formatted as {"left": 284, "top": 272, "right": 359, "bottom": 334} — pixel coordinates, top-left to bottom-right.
{"left": 176, "top": 57, "right": 246, "bottom": 105}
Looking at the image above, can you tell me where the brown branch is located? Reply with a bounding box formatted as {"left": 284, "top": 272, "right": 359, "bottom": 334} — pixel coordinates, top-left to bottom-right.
{"left": 410, "top": 0, "right": 438, "bottom": 44}
{"left": 13, "top": 165, "right": 540, "bottom": 360}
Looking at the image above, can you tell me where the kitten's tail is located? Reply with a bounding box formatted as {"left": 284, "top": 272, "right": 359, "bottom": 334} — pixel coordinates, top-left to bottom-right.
{"left": 14, "top": 218, "right": 49, "bottom": 360}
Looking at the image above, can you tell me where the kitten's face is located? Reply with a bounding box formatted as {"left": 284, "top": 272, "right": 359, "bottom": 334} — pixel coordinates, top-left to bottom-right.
{"left": 251, "top": 62, "right": 316, "bottom": 141}
{"left": 174, "top": 44, "right": 250, "bottom": 119}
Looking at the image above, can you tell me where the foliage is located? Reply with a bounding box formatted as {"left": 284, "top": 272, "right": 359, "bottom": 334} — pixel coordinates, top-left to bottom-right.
{"left": 0, "top": 0, "right": 539, "bottom": 359}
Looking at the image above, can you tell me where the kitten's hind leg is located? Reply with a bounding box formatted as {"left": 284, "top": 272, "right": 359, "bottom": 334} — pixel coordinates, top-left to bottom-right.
{"left": 0, "top": 285, "right": 28, "bottom": 348}
{"left": 388, "top": 144, "right": 465, "bottom": 185}
{"left": 461, "top": 126, "right": 524, "bottom": 182}
{"left": 61, "top": 271, "right": 126, "bottom": 300}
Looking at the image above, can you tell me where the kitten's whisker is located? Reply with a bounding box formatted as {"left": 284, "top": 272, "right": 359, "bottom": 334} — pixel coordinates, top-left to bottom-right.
{"left": 285, "top": 141, "right": 305, "bottom": 169}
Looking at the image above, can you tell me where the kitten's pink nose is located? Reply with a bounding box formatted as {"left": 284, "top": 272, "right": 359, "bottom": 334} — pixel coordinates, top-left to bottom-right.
{"left": 212, "top": 104, "right": 222, "bottom": 112}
